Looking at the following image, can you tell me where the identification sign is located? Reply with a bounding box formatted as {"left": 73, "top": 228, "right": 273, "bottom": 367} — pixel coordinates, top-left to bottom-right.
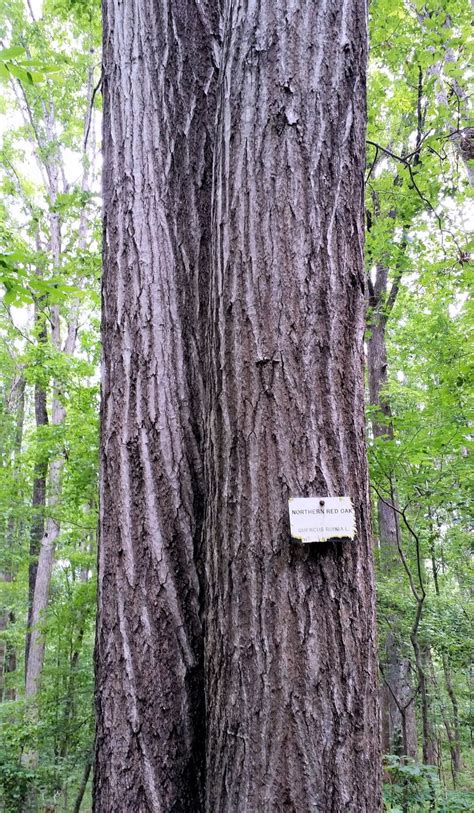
{"left": 288, "top": 496, "right": 356, "bottom": 543}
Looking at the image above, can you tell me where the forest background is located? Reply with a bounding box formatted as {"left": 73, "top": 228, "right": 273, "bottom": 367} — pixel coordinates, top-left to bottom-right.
{"left": 0, "top": 0, "right": 472, "bottom": 810}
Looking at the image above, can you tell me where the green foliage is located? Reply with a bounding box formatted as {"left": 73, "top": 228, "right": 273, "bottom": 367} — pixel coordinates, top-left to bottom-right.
{"left": 366, "top": 0, "right": 473, "bottom": 803}
{"left": 383, "top": 756, "right": 474, "bottom": 811}
{"left": 0, "top": 45, "right": 61, "bottom": 86}
{"left": 0, "top": 0, "right": 100, "bottom": 809}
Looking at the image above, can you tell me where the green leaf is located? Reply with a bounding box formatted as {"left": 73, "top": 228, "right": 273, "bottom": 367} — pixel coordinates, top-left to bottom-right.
{"left": 0, "top": 46, "right": 26, "bottom": 60}
{"left": 8, "top": 64, "right": 33, "bottom": 84}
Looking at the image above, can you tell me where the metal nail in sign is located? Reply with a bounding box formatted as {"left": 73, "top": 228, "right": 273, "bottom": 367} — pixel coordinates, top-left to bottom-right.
{"left": 288, "top": 496, "right": 356, "bottom": 543}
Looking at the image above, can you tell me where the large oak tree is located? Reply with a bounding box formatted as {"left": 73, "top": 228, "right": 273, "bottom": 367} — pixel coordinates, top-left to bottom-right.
{"left": 95, "top": 0, "right": 381, "bottom": 810}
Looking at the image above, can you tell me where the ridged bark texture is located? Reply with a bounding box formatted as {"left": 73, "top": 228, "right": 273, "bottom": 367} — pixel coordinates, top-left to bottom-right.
{"left": 95, "top": 0, "right": 217, "bottom": 809}
{"left": 204, "top": 1, "right": 380, "bottom": 810}
{"left": 97, "top": 0, "right": 381, "bottom": 810}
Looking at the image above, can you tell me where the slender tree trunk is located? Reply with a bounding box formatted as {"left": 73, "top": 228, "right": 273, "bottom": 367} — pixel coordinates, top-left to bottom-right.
{"left": 430, "top": 528, "right": 461, "bottom": 781}
{"left": 23, "top": 386, "right": 67, "bottom": 781}
{"left": 26, "top": 306, "right": 49, "bottom": 668}
{"left": 0, "top": 375, "right": 25, "bottom": 701}
{"left": 204, "top": 1, "right": 380, "bottom": 809}
{"left": 24, "top": 303, "right": 76, "bottom": 777}
{"left": 60, "top": 583, "right": 89, "bottom": 762}
{"left": 25, "top": 457, "right": 63, "bottom": 701}
{"left": 412, "top": 641, "right": 437, "bottom": 766}
{"left": 73, "top": 754, "right": 92, "bottom": 813}
{"left": 367, "top": 312, "right": 417, "bottom": 758}
{"left": 24, "top": 81, "right": 82, "bottom": 730}
{"left": 441, "top": 653, "right": 462, "bottom": 783}
{"left": 95, "top": 1, "right": 217, "bottom": 808}
{"left": 26, "top": 383, "right": 48, "bottom": 652}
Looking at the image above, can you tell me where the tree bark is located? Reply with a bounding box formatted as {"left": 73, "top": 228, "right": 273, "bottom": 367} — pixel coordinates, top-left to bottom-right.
{"left": 418, "top": 643, "right": 437, "bottom": 765}
{"left": 97, "top": 0, "right": 381, "bottom": 809}
{"left": 95, "top": 0, "right": 217, "bottom": 809}
{"left": 25, "top": 458, "right": 63, "bottom": 702}
{"left": 204, "top": 1, "right": 380, "bottom": 810}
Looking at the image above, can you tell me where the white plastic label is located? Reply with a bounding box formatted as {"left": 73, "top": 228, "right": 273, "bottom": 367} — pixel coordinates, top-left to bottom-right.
{"left": 288, "top": 496, "right": 356, "bottom": 543}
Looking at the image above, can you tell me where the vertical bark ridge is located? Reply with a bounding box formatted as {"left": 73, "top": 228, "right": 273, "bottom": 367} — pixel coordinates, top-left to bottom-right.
{"left": 204, "top": 1, "right": 380, "bottom": 810}
{"left": 96, "top": 0, "right": 217, "bottom": 809}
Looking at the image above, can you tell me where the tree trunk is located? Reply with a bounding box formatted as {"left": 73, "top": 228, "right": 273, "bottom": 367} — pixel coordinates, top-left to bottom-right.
{"left": 23, "top": 299, "right": 77, "bottom": 780}
{"left": 95, "top": 0, "right": 217, "bottom": 809}
{"left": 367, "top": 312, "right": 417, "bottom": 758}
{"left": 25, "top": 458, "right": 63, "bottom": 701}
{"left": 97, "top": 0, "right": 381, "bottom": 809}
{"left": 73, "top": 754, "right": 92, "bottom": 813}
{"left": 26, "top": 307, "right": 49, "bottom": 669}
{"left": 204, "top": 1, "right": 380, "bottom": 810}
{"left": 23, "top": 383, "right": 67, "bottom": 777}
{"left": 441, "top": 653, "right": 462, "bottom": 784}
{"left": 430, "top": 528, "right": 461, "bottom": 781}
{"left": 0, "top": 374, "right": 25, "bottom": 701}
{"left": 412, "top": 639, "right": 437, "bottom": 766}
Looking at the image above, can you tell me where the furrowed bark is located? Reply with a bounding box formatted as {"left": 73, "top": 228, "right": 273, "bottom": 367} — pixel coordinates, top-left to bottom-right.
{"left": 204, "top": 1, "right": 380, "bottom": 809}
{"left": 95, "top": 0, "right": 217, "bottom": 809}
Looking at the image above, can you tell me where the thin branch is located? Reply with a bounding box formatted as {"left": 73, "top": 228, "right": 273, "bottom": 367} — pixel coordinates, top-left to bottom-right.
{"left": 366, "top": 132, "right": 432, "bottom": 167}
{"left": 84, "top": 73, "right": 102, "bottom": 151}
{"left": 365, "top": 142, "right": 380, "bottom": 183}
{"left": 380, "top": 662, "right": 420, "bottom": 713}
{"left": 385, "top": 263, "right": 404, "bottom": 316}
{"left": 371, "top": 483, "right": 421, "bottom": 604}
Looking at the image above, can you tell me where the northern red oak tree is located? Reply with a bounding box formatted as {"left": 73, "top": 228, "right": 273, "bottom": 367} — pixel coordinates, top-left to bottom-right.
{"left": 95, "top": 0, "right": 381, "bottom": 810}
